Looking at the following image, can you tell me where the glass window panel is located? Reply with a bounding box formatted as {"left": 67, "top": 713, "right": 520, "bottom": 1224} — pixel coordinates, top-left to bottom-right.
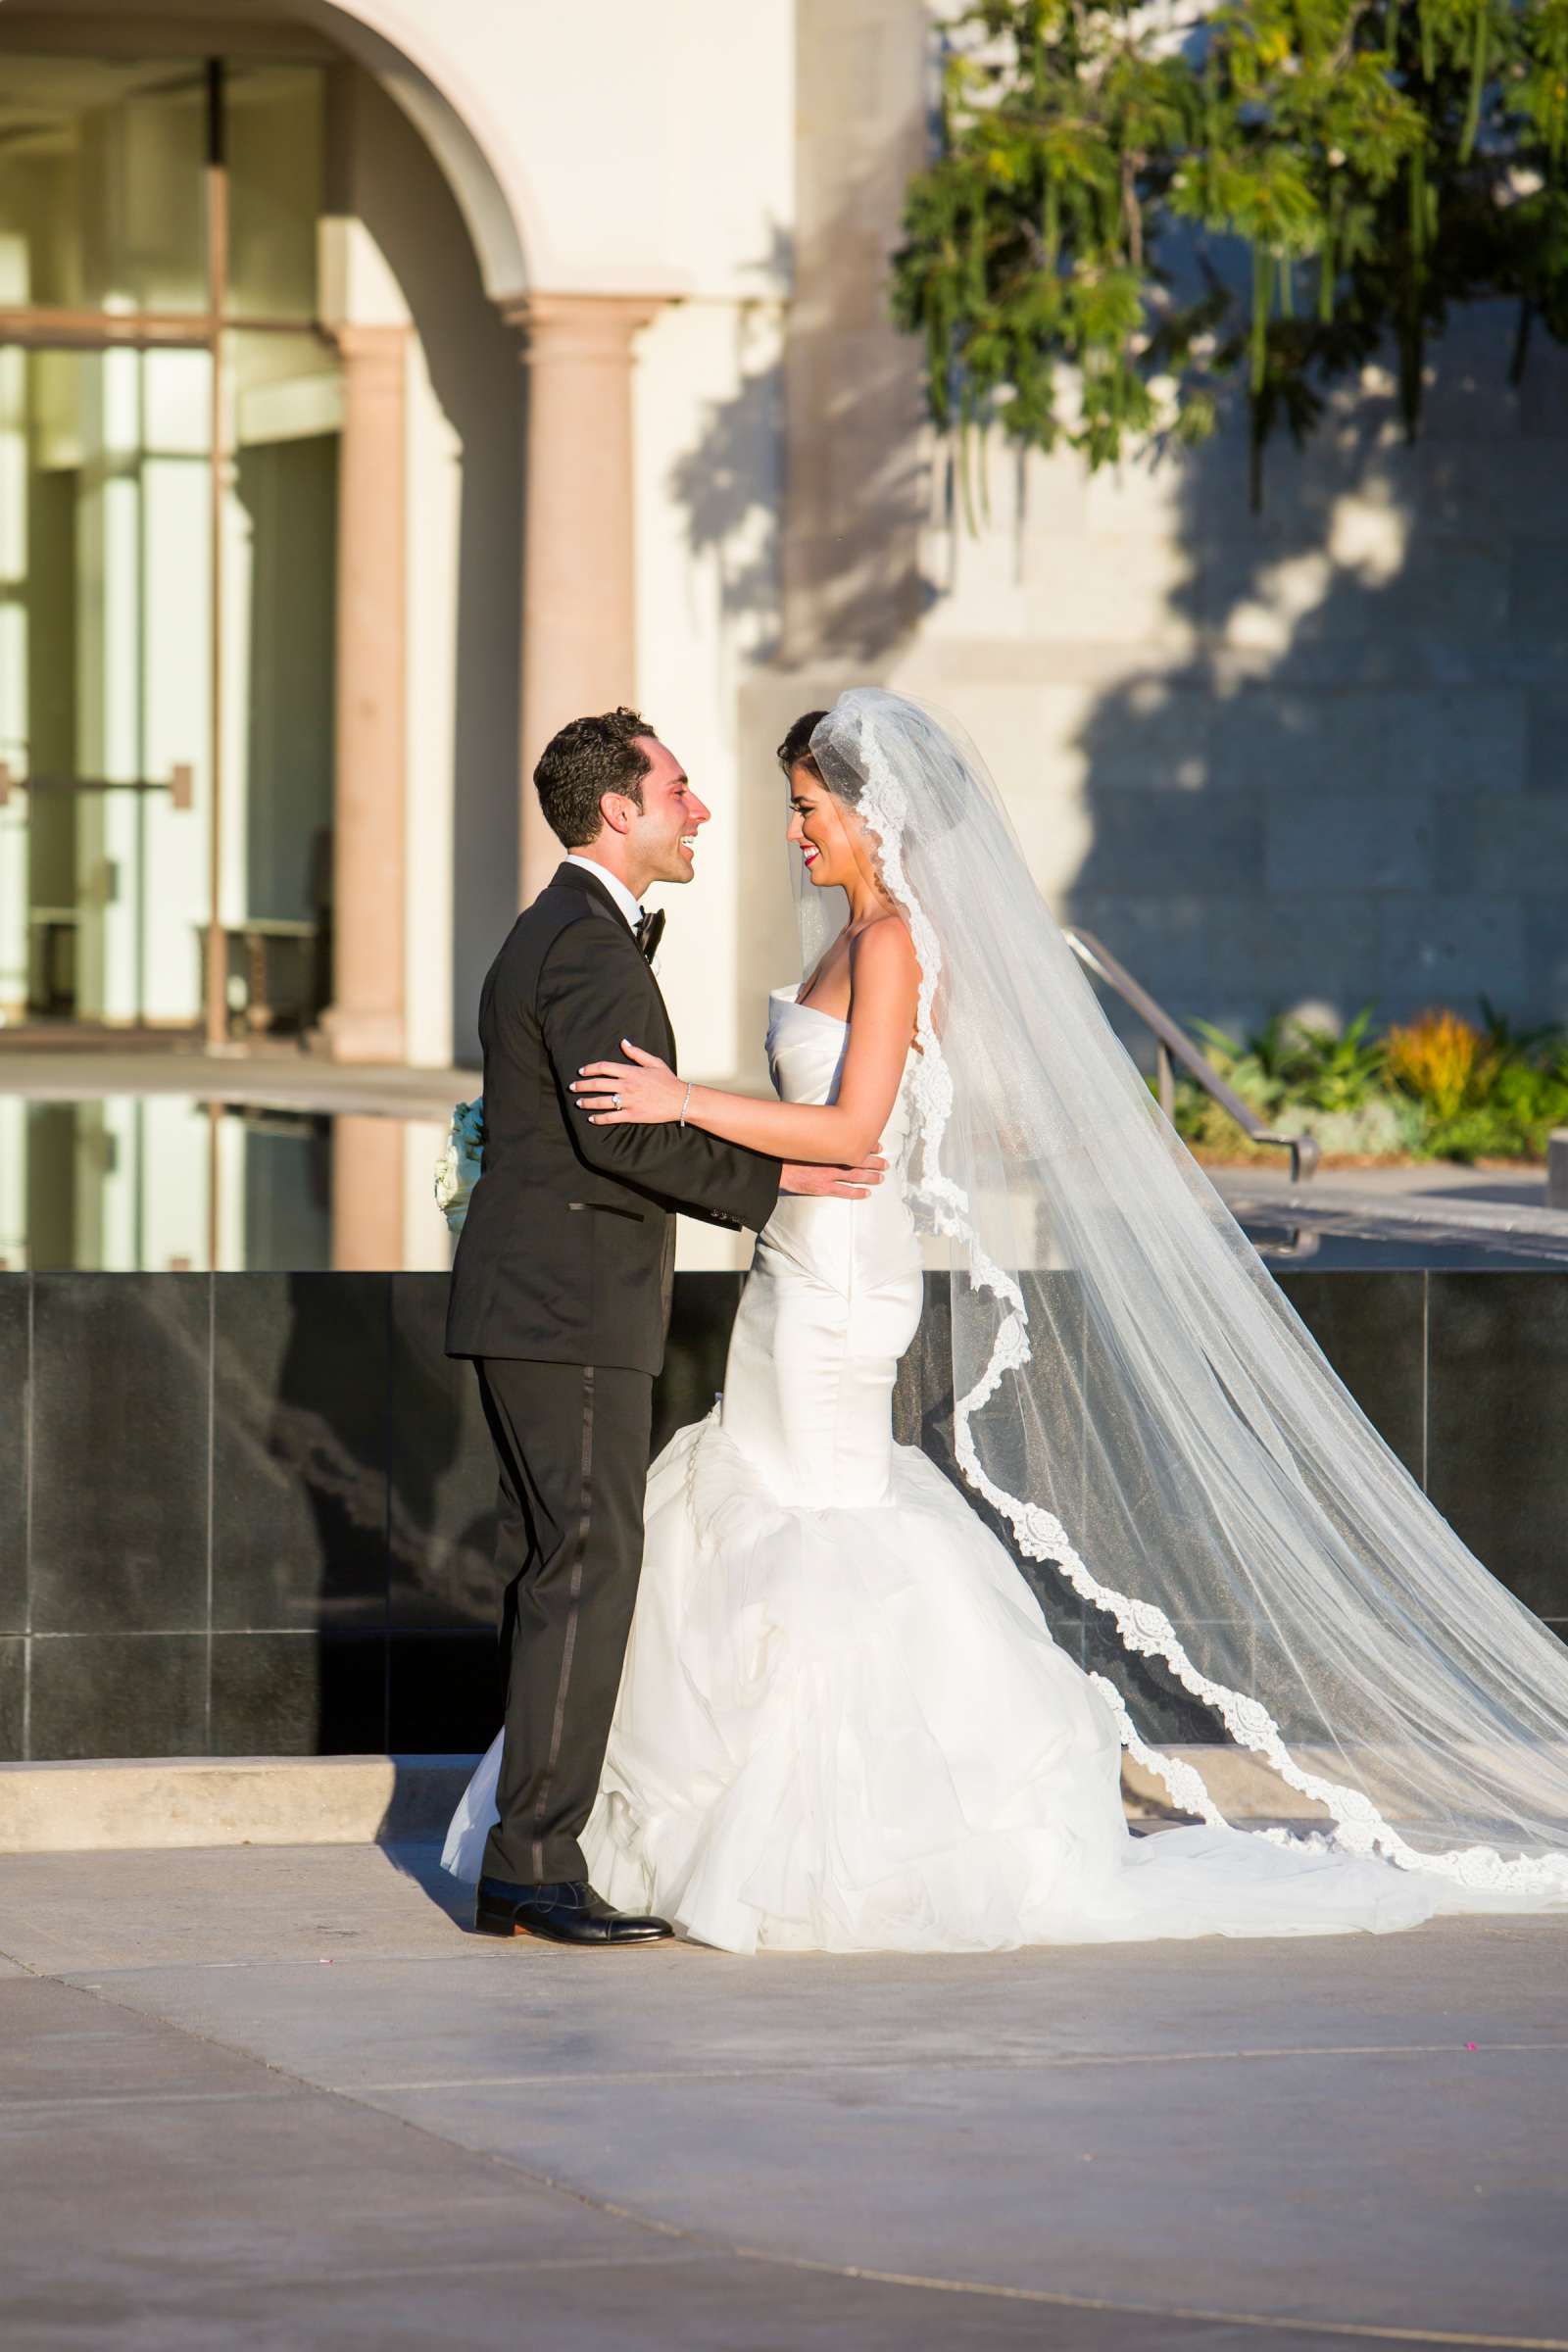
{"left": 224, "top": 65, "right": 324, "bottom": 322}
{"left": 0, "top": 54, "right": 209, "bottom": 313}
{"left": 0, "top": 344, "right": 213, "bottom": 1028}
{"left": 221, "top": 329, "right": 338, "bottom": 986}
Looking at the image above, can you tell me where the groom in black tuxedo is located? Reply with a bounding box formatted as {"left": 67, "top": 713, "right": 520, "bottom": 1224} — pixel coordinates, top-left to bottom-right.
{"left": 448, "top": 708, "right": 880, "bottom": 1944}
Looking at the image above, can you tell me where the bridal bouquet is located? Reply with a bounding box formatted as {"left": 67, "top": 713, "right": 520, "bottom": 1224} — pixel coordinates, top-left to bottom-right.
{"left": 434, "top": 1097, "right": 485, "bottom": 1232}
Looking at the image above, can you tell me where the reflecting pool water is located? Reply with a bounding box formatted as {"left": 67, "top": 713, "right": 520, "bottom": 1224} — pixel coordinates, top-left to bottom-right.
{"left": 0, "top": 1097, "right": 455, "bottom": 1272}
{"left": 0, "top": 1097, "right": 1555, "bottom": 1274}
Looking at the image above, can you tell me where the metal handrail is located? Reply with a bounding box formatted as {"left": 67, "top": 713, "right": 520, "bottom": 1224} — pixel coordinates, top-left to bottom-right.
{"left": 1063, "top": 928, "right": 1319, "bottom": 1184}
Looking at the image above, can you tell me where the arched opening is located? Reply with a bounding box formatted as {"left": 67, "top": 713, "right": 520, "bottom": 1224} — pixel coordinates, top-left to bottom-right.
{"left": 0, "top": 0, "right": 527, "bottom": 1070}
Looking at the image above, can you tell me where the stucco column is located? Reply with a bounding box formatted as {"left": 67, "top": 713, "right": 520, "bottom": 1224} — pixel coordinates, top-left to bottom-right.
{"left": 507, "top": 294, "right": 662, "bottom": 901}
{"left": 320, "top": 323, "right": 408, "bottom": 1064}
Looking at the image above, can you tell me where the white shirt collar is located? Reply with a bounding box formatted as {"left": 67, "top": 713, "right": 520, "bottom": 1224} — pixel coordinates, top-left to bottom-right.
{"left": 564, "top": 854, "right": 643, "bottom": 934}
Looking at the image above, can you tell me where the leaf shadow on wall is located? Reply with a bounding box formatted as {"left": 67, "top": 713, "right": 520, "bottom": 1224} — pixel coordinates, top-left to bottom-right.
{"left": 1060, "top": 309, "right": 1568, "bottom": 1059}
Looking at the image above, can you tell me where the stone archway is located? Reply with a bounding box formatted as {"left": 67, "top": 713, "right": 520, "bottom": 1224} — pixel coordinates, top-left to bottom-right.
{"left": 305, "top": 1, "right": 665, "bottom": 903}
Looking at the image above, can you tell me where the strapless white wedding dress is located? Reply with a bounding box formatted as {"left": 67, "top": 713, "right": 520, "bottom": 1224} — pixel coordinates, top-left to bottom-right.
{"left": 443, "top": 987, "right": 1446, "bottom": 1950}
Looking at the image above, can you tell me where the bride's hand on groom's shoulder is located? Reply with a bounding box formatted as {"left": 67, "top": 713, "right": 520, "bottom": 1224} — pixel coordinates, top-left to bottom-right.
{"left": 572, "top": 1040, "right": 684, "bottom": 1125}
{"left": 780, "top": 1155, "right": 887, "bottom": 1200}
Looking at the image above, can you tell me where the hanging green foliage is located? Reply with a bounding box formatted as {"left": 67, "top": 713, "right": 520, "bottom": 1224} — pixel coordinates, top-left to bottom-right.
{"left": 891, "top": 0, "right": 1568, "bottom": 507}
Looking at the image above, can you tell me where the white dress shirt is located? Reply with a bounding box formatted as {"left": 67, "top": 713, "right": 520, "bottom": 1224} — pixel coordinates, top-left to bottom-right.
{"left": 564, "top": 853, "right": 643, "bottom": 934}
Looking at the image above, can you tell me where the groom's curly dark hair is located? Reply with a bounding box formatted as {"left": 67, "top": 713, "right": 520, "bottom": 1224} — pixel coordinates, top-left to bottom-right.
{"left": 535, "top": 706, "right": 658, "bottom": 849}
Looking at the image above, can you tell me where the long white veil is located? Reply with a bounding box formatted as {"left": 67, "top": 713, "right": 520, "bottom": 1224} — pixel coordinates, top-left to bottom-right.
{"left": 808, "top": 687, "right": 1568, "bottom": 1898}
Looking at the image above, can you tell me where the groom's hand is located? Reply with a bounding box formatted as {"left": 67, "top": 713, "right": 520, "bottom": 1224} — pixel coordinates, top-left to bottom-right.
{"left": 779, "top": 1154, "right": 887, "bottom": 1200}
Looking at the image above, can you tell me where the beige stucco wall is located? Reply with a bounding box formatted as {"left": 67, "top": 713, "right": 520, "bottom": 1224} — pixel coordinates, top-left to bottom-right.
{"left": 304, "top": 0, "right": 795, "bottom": 304}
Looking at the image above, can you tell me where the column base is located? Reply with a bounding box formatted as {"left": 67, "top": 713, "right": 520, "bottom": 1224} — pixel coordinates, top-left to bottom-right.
{"left": 317, "top": 1005, "right": 408, "bottom": 1065}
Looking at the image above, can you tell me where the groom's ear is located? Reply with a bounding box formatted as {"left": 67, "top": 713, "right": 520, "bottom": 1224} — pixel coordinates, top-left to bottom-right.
{"left": 598, "top": 789, "right": 637, "bottom": 839}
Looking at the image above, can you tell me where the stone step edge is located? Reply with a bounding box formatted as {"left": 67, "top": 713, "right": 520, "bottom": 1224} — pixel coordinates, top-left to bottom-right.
{"left": 0, "top": 1748, "right": 1328, "bottom": 1855}
{"left": 0, "top": 1755, "right": 483, "bottom": 1854}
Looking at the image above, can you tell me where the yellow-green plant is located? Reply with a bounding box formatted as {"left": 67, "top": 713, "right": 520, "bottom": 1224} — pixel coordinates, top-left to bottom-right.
{"left": 1385, "top": 1008, "right": 1491, "bottom": 1120}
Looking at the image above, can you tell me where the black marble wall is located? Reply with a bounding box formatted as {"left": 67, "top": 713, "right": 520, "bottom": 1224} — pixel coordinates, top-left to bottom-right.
{"left": 0, "top": 1269, "right": 1562, "bottom": 1761}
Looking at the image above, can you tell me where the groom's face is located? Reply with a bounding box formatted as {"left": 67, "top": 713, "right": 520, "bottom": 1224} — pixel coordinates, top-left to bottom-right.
{"left": 618, "top": 737, "right": 710, "bottom": 890}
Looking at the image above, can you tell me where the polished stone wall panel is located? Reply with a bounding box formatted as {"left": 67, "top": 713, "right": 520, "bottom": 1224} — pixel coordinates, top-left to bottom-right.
{"left": 0, "top": 1281, "right": 28, "bottom": 1638}
{"left": 1427, "top": 1272, "right": 1568, "bottom": 1620}
{"left": 388, "top": 1630, "right": 499, "bottom": 1754}
{"left": 0, "top": 1635, "right": 23, "bottom": 1761}
{"left": 4, "top": 1268, "right": 1565, "bottom": 1760}
{"left": 1276, "top": 1271, "right": 1427, "bottom": 1484}
{"left": 28, "top": 1632, "right": 207, "bottom": 1759}
{"left": 210, "top": 1630, "right": 388, "bottom": 1756}
{"left": 651, "top": 1273, "right": 744, "bottom": 1455}
{"left": 29, "top": 1277, "right": 210, "bottom": 1636}
{"left": 387, "top": 1277, "right": 495, "bottom": 1633}
{"left": 213, "top": 1275, "right": 391, "bottom": 1633}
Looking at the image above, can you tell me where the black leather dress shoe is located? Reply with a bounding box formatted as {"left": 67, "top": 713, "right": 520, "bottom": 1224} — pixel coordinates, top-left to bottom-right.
{"left": 474, "top": 1877, "right": 673, "bottom": 1946}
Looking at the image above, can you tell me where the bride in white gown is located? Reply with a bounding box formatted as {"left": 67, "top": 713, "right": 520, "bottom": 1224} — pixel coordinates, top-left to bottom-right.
{"left": 444, "top": 690, "right": 1568, "bottom": 1950}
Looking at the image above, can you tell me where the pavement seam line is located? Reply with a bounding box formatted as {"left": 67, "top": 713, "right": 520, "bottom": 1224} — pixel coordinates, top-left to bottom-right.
{"left": 725, "top": 2251, "right": 1568, "bottom": 2352}
{"left": 19, "top": 1968, "right": 1564, "bottom": 2352}
{"left": 347, "top": 2039, "right": 1568, "bottom": 2092}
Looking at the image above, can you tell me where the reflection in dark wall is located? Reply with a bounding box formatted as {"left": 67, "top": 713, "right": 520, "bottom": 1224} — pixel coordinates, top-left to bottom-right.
{"left": 241, "top": 1115, "right": 331, "bottom": 1275}
{"left": 236, "top": 431, "right": 337, "bottom": 928}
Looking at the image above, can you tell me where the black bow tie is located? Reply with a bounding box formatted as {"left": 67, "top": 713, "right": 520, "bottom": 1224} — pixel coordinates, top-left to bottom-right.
{"left": 635, "top": 907, "right": 665, "bottom": 965}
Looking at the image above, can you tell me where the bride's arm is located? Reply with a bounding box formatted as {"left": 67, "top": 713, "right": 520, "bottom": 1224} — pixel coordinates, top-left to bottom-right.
{"left": 572, "top": 920, "right": 918, "bottom": 1165}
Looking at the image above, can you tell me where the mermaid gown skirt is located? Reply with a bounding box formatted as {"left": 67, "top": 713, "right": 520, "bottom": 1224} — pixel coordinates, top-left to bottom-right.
{"left": 444, "top": 988, "right": 1444, "bottom": 1950}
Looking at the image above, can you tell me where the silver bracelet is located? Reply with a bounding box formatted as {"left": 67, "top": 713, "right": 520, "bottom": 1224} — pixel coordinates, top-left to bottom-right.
{"left": 679, "top": 1080, "right": 694, "bottom": 1128}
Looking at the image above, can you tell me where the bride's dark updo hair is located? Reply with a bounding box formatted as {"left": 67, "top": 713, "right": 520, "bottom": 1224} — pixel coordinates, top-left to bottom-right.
{"left": 776, "top": 710, "right": 829, "bottom": 783}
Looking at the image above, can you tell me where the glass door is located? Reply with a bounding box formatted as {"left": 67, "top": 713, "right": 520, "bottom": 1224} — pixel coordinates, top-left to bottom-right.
{"left": 0, "top": 50, "right": 336, "bottom": 1041}
{"left": 0, "top": 342, "right": 212, "bottom": 1026}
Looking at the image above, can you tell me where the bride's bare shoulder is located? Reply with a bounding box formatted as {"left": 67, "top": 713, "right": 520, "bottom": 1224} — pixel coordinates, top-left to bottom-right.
{"left": 849, "top": 911, "right": 916, "bottom": 980}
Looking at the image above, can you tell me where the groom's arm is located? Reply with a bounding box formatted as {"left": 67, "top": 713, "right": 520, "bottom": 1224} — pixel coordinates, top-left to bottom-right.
{"left": 534, "top": 921, "right": 781, "bottom": 1232}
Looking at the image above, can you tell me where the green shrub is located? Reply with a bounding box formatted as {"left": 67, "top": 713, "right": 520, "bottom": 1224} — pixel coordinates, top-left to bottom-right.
{"left": 1166, "top": 1000, "right": 1566, "bottom": 1163}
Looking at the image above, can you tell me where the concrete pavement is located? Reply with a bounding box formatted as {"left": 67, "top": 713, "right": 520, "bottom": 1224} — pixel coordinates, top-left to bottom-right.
{"left": 1, "top": 1840, "right": 1565, "bottom": 2349}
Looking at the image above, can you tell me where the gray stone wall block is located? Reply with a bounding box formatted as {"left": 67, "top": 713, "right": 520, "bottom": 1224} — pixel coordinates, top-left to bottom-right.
{"left": 1471, "top": 796, "right": 1568, "bottom": 898}
{"left": 1523, "top": 902, "right": 1568, "bottom": 1019}
{"left": 1265, "top": 790, "right": 1436, "bottom": 896}
{"left": 1517, "top": 332, "right": 1568, "bottom": 438}
{"left": 1226, "top": 892, "right": 1388, "bottom": 1019}
{"left": 1428, "top": 792, "right": 1482, "bottom": 896}
{"left": 1508, "top": 542, "right": 1568, "bottom": 655}
{"left": 1526, "top": 693, "right": 1568, "bottom": 794}
{"left": 1403, "top": 302, "right": 1528, "bottom": 440}
{"left": 1375, "top": 897, "right": 1528, "bottom": 1009}
{"left": 1201, "top": 539, "right": 1510, "bottom": 648}
{"left": 1072, "top": 784, "right": 1262, "bottom": 896}
{"left": 1067, "top": 888, "right": 1387, "bottom": 1030}
{"left": 1413, "top": 442, "right": 1568, "bottom": 543}
{"left": 1060, "top": 891, "right": 1224, "bottom": 1014}
{"left": 1207, "top": 687, "right": 1527, "bottom": 800}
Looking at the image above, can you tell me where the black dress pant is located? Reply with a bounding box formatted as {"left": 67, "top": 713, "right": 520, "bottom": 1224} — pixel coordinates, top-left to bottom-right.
{"left": 474, "top": 1357, "right": 654, "bottom": 1886}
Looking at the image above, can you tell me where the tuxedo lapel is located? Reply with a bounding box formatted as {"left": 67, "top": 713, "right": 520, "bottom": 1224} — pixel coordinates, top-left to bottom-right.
{"left": 643, "top": 957, "right": 678, "bottom": 1071}
{"left": 549, "top": 860, "right": 676, "bottom": 1066}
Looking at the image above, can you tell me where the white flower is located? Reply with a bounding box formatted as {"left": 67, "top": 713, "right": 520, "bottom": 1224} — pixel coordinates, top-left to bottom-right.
{"left": 435, "top": 1097, "right": 486, "bottom": 1231}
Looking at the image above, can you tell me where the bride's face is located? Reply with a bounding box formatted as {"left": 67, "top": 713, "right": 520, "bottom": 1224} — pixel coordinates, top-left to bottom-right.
{"left": 785, "top": 762, "right": 863, "bottom": 892}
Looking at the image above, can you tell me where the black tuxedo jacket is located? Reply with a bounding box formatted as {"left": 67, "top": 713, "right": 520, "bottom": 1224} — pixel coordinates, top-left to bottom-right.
{"left": 446, "top": 860, "right": 781, "bottom": 1375}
